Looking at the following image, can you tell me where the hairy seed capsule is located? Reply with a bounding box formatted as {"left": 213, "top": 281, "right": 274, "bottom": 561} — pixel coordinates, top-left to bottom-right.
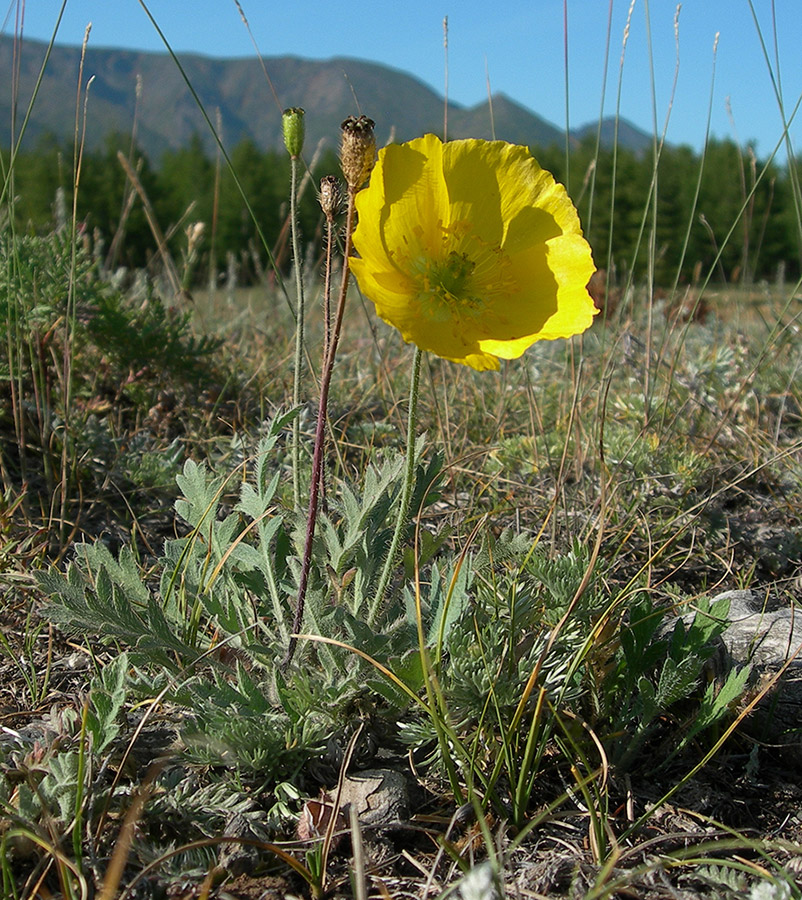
{"left": 319, "top": 175, "right": 342, "bottom": 220}
{"left": 340, "top": 115, "right": 376, "bottom": 191}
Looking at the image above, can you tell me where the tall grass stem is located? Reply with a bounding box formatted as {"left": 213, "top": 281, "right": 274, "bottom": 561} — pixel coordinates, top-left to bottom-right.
{"left": 58, "top": 30, "right": 92, "bottom": 548}
{"left": 136, "top": 0, "right": 295, "bottom": 315}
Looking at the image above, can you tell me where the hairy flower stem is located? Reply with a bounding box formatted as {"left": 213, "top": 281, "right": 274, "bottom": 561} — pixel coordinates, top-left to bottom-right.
{"left": 322, "top": 215, "right": 335, "bottom": 359}
{"left": 290, "top": 155, "right": 305, "bottom": 509}
{"left": 282, "top": 189, "right": 358, "bottom": 669}
{"left": 317, "top": 212, "right": 337, "bottom": 508}
{"left": 368, "top": 346, "right": 423, "bottom": 627}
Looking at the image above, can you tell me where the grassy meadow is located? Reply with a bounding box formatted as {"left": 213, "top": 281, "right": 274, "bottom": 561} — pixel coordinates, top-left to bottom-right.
{"left": 1, "top": 8, "right": 802, "bottom": 900}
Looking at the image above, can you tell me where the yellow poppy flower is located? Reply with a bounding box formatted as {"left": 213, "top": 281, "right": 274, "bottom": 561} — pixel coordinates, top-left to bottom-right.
{"left": 350, "top": 134, "right": 597, "bottom": 371}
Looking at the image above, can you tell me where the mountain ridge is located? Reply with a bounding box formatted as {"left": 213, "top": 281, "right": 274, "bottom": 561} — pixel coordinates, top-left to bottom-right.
{"left": 0, "top": 35, "right": 654, "bottom": 161}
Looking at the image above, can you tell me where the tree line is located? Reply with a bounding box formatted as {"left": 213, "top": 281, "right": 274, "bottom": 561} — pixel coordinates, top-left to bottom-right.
{"left": 5, "top": 131, "right": 801, "bottom": 287}
{"left": 538, "top": 137, "right": 801, "bottom": 288}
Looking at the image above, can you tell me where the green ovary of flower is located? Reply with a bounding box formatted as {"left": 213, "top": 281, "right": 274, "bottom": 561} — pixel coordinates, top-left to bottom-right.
{"left": 408, "top": 222, "right": 518, "bottom": 331}
{"left": 415, "top": 251, "right": 478, "bottom": 317}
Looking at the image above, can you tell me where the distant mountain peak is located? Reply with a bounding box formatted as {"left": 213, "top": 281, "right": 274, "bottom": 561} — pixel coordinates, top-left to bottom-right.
{"left": 0, "top": 35, "right": 655, "bottom": 159}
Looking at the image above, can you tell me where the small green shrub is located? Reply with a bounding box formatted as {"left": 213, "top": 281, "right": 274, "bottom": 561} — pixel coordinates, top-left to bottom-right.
{"left": 0, "top": 227, "right": 232, "bottom": 544}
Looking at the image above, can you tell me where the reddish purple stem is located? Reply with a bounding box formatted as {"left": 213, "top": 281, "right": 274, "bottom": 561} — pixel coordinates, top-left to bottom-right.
{"left": 281, "top": 191, "right": 357, "bottom": 669}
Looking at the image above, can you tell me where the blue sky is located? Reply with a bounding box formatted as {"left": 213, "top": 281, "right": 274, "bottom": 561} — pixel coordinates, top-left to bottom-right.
{"left": 7, "top": 1, "right": 801, "bottom": 159}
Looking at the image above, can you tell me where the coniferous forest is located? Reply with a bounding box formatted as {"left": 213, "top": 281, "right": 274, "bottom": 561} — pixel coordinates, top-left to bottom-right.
{"left": 7, "top": 131, "right": 800, "bottom": 288}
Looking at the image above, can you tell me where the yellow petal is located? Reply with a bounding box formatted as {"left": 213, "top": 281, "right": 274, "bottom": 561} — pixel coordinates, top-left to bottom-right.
{"left": 350, "top": 134, "right": 597, "bottom": 370}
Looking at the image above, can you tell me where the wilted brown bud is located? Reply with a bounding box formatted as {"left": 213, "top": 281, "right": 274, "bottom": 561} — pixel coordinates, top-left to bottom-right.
{"left": 319, "top": 175, "right": 342, "bottom": 221}
{"left": 340, "top": 115, "right": 376, "bottom": 191}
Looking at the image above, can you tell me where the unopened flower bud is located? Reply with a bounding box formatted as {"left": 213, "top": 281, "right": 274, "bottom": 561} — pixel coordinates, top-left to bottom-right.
{"left": 282, "top": 107, "right": 305, "bottom": 158}
{"left": 340, "top": 115, "right": 376, "bottom": 191}
{"left": 319, "top": 175, "right": 342, "bottom": 221}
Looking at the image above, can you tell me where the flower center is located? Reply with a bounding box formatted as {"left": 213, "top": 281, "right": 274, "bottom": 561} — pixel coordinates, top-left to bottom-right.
{"left": 424, "top": 251, "right": 476, "bottom": 303}
{"left": 402, "top": 221, "right": 517, "bottom": 328}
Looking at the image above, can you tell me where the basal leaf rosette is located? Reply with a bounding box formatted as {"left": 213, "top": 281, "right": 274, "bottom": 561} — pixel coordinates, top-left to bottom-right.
{"left": 350, "top": 134, "right": 597, "bottom": 371}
